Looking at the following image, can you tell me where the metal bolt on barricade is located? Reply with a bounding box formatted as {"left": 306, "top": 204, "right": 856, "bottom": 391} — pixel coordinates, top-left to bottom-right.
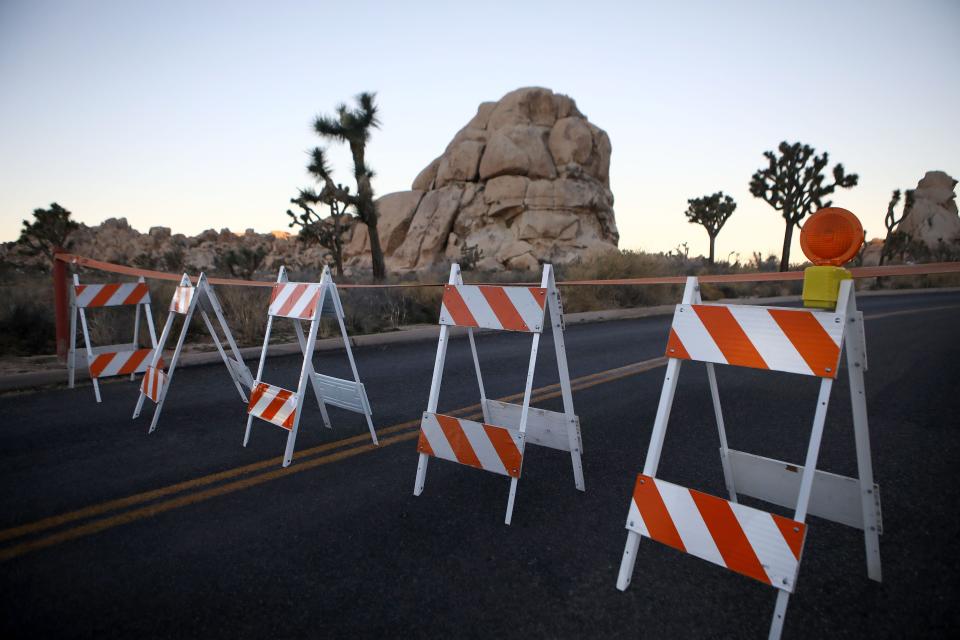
{"left": 614, "top": 208, "right": 883, "bottom": 640}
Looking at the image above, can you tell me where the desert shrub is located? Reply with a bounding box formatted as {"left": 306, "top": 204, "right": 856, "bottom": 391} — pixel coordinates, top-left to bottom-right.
{"left": 556, "top": 250, "right": 685, "bottom": 312}
{"left": 215, "top": 285, "right": 271, "bottom": 346}
{"left": 0, "top": 284, "right": 56, "bottom": 355}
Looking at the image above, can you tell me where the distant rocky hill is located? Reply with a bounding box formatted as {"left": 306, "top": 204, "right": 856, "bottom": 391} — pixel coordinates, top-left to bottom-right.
{"left": 0, "top": 218, "right": 321, "bottom": 277}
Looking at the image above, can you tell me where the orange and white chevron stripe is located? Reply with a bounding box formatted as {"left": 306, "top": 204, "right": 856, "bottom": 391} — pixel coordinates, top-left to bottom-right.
{"left": 88, "top": 348, "right": 161, "bottom": 378}
{"left": 439, "top": 285, "right": 547, "bottom": 333}
{"left": 141, "top": 366, "right": 167, "bottom": 403}
{"left": 247, "top": 382, "right": 297, "bottom": 430}
{"left": 665, "top": 304, "right": 845, "bottom": 377}
{"left": 74, "top": 282, "right": 150, "bottom": 308}
{"left": 626, "top": 474, "right": 807, "bottom": 592}
{"left": 417, "top": 412, "right": 524, "bottom": 478}
{"left": 269, "top": 283, "right": 323, "bottom": 320}
{"left": 170, "top": 286, "right": 195, "bottom": 314}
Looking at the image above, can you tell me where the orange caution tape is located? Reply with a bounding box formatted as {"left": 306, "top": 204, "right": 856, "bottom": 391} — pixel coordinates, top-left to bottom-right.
{"left": 54, "top": 252, "right": 960, "bottom": 288}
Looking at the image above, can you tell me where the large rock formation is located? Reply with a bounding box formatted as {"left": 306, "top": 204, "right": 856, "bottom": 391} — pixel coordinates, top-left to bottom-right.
{"left": 898, "top": 170, "right": 960, "bottom": 249}
{"left": 345, "top": 87, "right": 619, "bottom": 271}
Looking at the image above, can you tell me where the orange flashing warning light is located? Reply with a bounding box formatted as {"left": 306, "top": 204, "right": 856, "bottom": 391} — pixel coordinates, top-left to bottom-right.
{"left": 800, "top": 207, "right": 864, "bottom": 266}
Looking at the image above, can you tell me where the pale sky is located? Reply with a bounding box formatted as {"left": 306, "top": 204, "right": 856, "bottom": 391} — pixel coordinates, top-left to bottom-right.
{"left": 1, "top": 0, "right": 957, "bottom": 262}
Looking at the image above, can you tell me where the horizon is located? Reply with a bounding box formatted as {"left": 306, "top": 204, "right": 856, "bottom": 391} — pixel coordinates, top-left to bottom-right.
{"left": 1, "top": 0, "right": 958, "bottom": 263}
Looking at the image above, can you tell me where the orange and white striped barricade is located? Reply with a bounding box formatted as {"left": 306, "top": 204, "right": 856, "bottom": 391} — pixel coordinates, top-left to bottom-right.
{"left": 133, "top": 273, "right": 254, "bottom": 433}
{"left": 412, "top": 263, "right": 584, "bottom": 525}
{"left": 69, "top": 275, "right": 161, "bottom": 402}
{"left": 243, "top": 265, "right": 378, "bottom": 467}
{"left": 615, "top": 276, "right": 882, "bottom": 639}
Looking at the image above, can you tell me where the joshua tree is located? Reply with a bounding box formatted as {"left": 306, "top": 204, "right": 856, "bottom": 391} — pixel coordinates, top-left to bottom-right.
{"left": 684, "top": 191, "right": 736, "bottom": 264}
{"left": 307, "top": 92, "right": 386, "bottom": 280}
{"left": 17, "top": 202, "right": 79, "bottom": 262}
{"left": 749, "top": 141, "right": 858, "bottom": 271}
{"left": 879, "top": 188, "right": 914, "bottom": 266}
{"left": 286, "top": 186, "right": 352, "bottom": 276}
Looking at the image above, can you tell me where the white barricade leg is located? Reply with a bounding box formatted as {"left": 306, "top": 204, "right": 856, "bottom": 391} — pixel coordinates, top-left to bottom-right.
{"left": 281, "top": 289, "right": 325, "bottom": 468}
{"left": 766, "top": 376, "right": 833, "bottom": 640}
{"left": 78, "top": 305, "right": 101, "bottom": 403}
{"left": 244, "top": 313, "right": 274, "bottom": 447}
{"left": 769, "top": 591, "right": 791, "bottom": 640}
{"left": 707, "top": 362, "right": 737, "bottom": 503}
{"left": 467, "top": 328, "right": 490, "bottom": 424}
{"left": 845, "top": 297, "right": 882, "bottom": 582}
{"left": 72, "top": 273, "right": 103, "bottom": 402}
{"left": 130, "top": 296, "right": 141, "bottom": 381}
{"left": 617, "top": 531, "right": 642, "bottom": 591}
{"left": 413, "top": 264, "right": 460, "bottom": 496}
{"left": 148, "top": 297, "right": 197, "bottom": 434}
{"left": 616, "top": 357, "right": 683, "bottom": 591}
{"left": 414, "top": 324, "right": 451, "bottom": 496}
{"left": 413, "top": 454, "right": 430, "bottom": 496}
{"left": 545, "top": 265, "right": 584, "bottom": 491}
{"left": 134, "top": 307, "right": 175, "bottom": 419}
{"left": 68, "top": 296, "right": 77, "bottom": 389}
{"left": 505, "top": 319, "right": 542, "bottom": 525}
{"left": 617, "top": 276, "right": 696, "bottom": 590}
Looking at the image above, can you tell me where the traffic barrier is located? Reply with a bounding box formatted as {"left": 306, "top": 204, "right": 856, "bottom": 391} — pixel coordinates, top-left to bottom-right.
{"left": 413, "top": 263, "right": 584, "bottom": 525}
{"left": 132, "top": 273, "right": 254, "bottom": 433}
{"left": 615, "top": 271, "right": 882, "bottom": 638}
{"left": 68, "top": 275, "right": 161, "bottom": 402}
{"left": 243, "top": 266, "right": 378, "bottom": 467}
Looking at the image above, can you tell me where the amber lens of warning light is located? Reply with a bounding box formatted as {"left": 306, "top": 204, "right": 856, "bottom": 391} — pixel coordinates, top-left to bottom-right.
{"left": 800, "top": 207, "right": 864, "bottom": 266}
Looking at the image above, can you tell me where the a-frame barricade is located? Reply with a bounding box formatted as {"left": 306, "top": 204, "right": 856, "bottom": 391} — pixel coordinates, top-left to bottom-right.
{"left": 615, "top": 276, "right": 882, "bottom": 639}
{"left": 133, "top": 273, "right": 254, "bottom": 433}
{"left": 243, "top": 266, "right": 378, "bottom": 467}
{"left": 69, "top": 275, "right": 161, "bottom": 402}
{"left": 412, "top": 263, "right": 584, "bottom": 525}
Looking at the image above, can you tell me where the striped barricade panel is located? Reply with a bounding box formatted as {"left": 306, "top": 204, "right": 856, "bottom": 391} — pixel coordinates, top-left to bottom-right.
{"left": 439, "top": 285, "right": 547, "bottom": 333}
{"left": 665, "top": 304, "right": 844, "bottom": 378}
{"left": 88, "top": 348, "right": 160, "bottom": 378}
{"left": 269, "top": 283, "right": 323, "bottom": 320}
{"left": 626, "top": 474, "right": 807, "bottom": 592}
{"left": 74, "top": 283, "right": 150, "bottom": 307}
{"left": 417, "top": 412, "right": 524, "bottom": 478}
{"left": 170, "top": 286, "right": 195, "bottom": 314}
{"left": 141, "top": 366, "right": 167, "bottom": 403}
{"left": 247, "top": 382, "right": 297, "bottom": 430}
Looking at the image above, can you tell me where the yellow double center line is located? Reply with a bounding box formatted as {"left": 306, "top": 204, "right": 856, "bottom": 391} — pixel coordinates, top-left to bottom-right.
{"left": 0, "top": 357, "right": 668, "bottom": 563}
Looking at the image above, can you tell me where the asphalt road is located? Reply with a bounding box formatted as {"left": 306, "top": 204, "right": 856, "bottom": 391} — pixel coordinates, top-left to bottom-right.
{"left": 1, "top": 291, "right": 958, "bottom": 639}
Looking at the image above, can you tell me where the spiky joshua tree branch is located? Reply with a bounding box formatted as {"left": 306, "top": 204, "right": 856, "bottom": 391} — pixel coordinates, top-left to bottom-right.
{"left": 307, "top": 92, "right": 386, "bottom": 280}
{"left": 749, "top": 141, "right": 858, "bottom": 271}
